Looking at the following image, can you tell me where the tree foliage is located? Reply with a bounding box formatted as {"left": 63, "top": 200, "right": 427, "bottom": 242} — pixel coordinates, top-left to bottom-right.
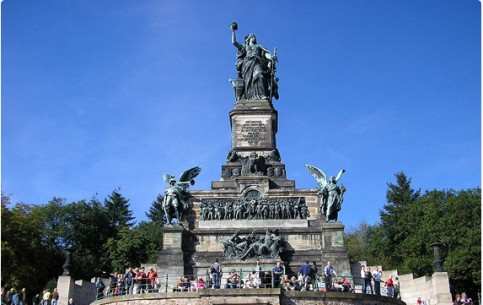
{"left": 345, "top": 173, "right": 480, "bottom": 298}
{"left": 145, "top": 194, "right": 165, "bottom": 223}
{"left": 103, "top": 221, "right": 163, "bottom": 273}
{"left": 105, "top": 189, "right": 136, "bottom": 231}
{"left": 0, "top": 189, "right": 163, "bottom": 300}
{"left": 65, "top": 197, "right": 114, "bottom": 278}
{"left": 1, "top": 195, "right": 64, "bottom": 296}
{"left": 379, "top": 172, "right": 421, "bottom": 268}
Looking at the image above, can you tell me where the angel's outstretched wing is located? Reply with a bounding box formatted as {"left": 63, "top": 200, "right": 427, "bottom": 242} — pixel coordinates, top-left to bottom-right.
{"left": 179, "top": 166, "right": 202, "bottom": 185}
{"left": 305, "top": 164, "right": 328, "bottom": 189}
{"left": 163, "top": 173, "right": 175, "bottom": 183}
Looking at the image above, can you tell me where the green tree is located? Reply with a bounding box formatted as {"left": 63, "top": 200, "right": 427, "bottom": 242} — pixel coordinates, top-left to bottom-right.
{"left": 1, "top": 190, "right": 165, "bottom": 298}
{"left": 344, "top": 221, "right": 391, "bottom": 269}
{"left": 399, "top": 190, "right": 446, "bottom": 276}
{"left": 377, "top": 173, "right": 480, "bottom": 297}
{"left": 31, "top": 197, "right": 70, "bottom": 252}
{"left": 104, "top": 189, "right": 135, "bottom": 232}
{"left": 64, "top": 197, "right": 112, "bottom": 279}
{"left": 103, "top": 221, "right": 163, "bottom": 273}
{"left": 344, "top": 221, "right": 373, "bottom": 263}
{"left": 136, "top": 221, "right": 163, "bottom": 263}
{"left": 364, "top": 225, "right": 392, "bottom": 268}
{"left": 146, "top": 194, "right": 165, "bottom": 223}
{"left": 104, "top": 227, "right": 146, "bottom": 273}
{"left": 437, "top": 188, "right": 480, "bottom": 296}
{"left": 379, "top": 172, "right": 420, "bottom": 268}
{"left": 1, "top": 195, "right": 63, "bottom": 297}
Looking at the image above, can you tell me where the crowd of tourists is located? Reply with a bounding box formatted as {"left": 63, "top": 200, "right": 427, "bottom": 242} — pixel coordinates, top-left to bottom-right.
{"left": 204, "top": 259, "right": 352, "bottom": 292}
{"left": 92, "top": 262, "right": 477, "bottom": 305}
{"left": 360, "top": 265, "right": 400, "bottom": 298}
{"left": 96, "top": 266, "right": 159, "bottom": 299}
{"left": 1, "top": 287, "right": 75, "bottom": 305}
{"left": 6, "top": 261, "right": 472, "bottom": 303}
{"left": 1, "top": 288, "right": 28, "bottom": 305}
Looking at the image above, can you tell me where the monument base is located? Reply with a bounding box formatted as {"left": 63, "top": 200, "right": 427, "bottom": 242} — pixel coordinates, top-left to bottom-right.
{"left": 156, "top": 225, "right": 187, "bottom": 288}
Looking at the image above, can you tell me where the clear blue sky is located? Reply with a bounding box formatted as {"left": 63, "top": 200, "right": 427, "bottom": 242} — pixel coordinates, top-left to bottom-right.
{"left": 2, "top": 1, "right": 480, "bottom": 229}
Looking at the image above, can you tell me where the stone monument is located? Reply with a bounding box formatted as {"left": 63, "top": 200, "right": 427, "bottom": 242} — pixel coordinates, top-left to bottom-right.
{"left": 156, "top": 22, "right": 351, "bottom": 289}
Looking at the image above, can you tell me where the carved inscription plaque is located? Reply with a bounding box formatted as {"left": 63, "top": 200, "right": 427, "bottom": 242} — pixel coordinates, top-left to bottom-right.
{"left": 233, "top": 116, "right": 274, "bottom": 148}
{"left": 241, "top": 120, "right": 266, "bottom": 144}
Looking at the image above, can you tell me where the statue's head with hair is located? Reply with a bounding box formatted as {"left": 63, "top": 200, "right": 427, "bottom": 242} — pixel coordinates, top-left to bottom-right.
{"left": 245, "top": 33, "right": 257, "bottom": 44}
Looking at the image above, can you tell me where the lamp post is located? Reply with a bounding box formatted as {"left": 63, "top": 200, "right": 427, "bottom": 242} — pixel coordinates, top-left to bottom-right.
{"left": 431, "top": 242, "right": 444, "bottom": 272}
{"left": 62, "top": 245, "right": 75, "bottom": 276}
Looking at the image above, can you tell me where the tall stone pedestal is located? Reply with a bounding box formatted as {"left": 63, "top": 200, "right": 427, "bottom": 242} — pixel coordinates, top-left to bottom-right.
{"left": 56, "top": 276, "right": 95, "bottom": 305}
{"left": 157, "top": 225, "right": 187, "bottom": 289}
{"left": 230, "top": 99, "right": 278, "bottom": 151}
{"left": 56, "top": 276, "right": 75, "bottom": 305}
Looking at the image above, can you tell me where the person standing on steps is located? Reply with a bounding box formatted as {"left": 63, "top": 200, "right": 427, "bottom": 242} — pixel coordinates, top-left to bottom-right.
{"left": 210, "top": 259, "right": 223, "bottom": 289}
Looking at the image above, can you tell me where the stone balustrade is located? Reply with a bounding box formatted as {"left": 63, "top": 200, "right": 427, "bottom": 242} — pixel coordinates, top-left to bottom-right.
{"left": 91, "top": 288, "right": 406, "bottom": 305}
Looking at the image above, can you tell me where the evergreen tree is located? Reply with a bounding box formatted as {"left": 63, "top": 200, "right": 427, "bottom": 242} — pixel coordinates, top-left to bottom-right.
{"left": 104, "top": 189, "right": 135, "bottom": 231}
{"left": 145, "top": 194, "right": 165, "bottom": 223}
{"left": 379, "top": 172, "right": 420, "bottom": 268}
{"left": 377, "top": 173, "right": 480, "bottom": 297}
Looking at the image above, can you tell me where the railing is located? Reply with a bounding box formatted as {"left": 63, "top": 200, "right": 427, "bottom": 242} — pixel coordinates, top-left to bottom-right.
{"left": 95, "top": 271, "right": 361, "bottom": 301}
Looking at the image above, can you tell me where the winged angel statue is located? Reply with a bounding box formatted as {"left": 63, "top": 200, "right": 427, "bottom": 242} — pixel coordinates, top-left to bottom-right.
{"left": 305, "top": 164, "right": 346, "bottom": 222}
{"left": 162, "top": 166, "right": 202, "bottom": 224}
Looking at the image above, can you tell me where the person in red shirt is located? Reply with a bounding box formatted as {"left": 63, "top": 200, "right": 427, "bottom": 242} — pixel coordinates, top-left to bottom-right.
{"left": 147, "top": 267, "right": 158, "bottom": 293}
{"left": 141, "top": 267, "right": 148, "bottom": 293}
{"left": 342, "top": 277, "right": 351, "bottom": 292}
{"left": 385, "top": 276, "right": 394, "bottom": 297}
{"left": 135, "top": 267, "right": 147, "bottom": 294}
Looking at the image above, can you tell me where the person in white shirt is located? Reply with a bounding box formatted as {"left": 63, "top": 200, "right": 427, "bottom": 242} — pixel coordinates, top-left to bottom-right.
{"left": 372, "top": 267, "right": 382, "bottom": 296}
